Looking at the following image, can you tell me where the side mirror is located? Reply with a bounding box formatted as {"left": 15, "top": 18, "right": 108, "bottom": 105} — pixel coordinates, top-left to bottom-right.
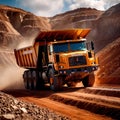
{"left": 86, "top": 41, "right": 94, "bottom": 50}
{"left": 91, "top": 41, "right": 94, "bottom": 50}
{"left": 56, "top": 54, "right": 60, "bottom": 63}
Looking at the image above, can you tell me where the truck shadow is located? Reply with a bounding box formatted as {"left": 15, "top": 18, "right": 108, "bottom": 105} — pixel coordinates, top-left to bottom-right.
{"left": 2, "top": 86, "right": 85, "bottom": 98}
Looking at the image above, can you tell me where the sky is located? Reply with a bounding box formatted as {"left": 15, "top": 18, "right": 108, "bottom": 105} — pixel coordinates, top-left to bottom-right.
{"left": 0, "top": 0, "right": 120, "bottom": 17}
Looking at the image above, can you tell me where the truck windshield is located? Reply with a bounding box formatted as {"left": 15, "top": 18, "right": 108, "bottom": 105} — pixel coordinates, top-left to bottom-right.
{"left": 70, "top": 42, "right": 87, "bottom": 51}
{"left": 53, "top": 43, "right": 68, "bottom": 53}
{"left": 53, "top": 41, "right": 86, "bottom": 53}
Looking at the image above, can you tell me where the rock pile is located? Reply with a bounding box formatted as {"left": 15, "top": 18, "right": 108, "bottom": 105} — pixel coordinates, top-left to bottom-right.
{"left": 0, "top": 91, "right": 70, "bottom": 120}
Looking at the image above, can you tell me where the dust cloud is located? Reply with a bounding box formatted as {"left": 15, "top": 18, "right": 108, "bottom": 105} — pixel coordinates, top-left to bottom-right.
{"left": 0, "top": 65, "right": 25, "bottom": 90}
{"left": 0, "top": 37, "right": 34, "bottom": 90}
{"left": 0, "top": 32, "right": 39, "bottom": 90}
{"left": 16, "top": 32, "right": 38, "bottom": 49}
{"left": 17, "top": 38, "right": 34, "bottom": 49}
{"left": 0, "top": 46, "right": 25, "bottom": 90}
{"left": 0, "top": 33, "right": 39, "bottom": 90}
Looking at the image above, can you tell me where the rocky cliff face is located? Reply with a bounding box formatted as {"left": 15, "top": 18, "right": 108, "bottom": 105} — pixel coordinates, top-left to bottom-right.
{"left": 0, "top": 5, "right": 51, "bottom": 68}
{"left": 50, "top": 8, "right": 103, "bottom": 29}
{"left": 0, "top": 7, "right": 23, "bottom": 48}
{"left": 96, "top": 37, "right": 120, "bottom": 84}
{"left": 0, "top": 5, "right": 51, "bottom": 49}
{"left": 91, "top": 3, "right": 120, "bottom": 84}
{"left": 87, "top": 3, "right": 120, "bottom": 52}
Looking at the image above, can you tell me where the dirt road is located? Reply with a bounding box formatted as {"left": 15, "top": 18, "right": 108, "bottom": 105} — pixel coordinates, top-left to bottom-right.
{"left": 4, "top": 87, "right": 120, "bottom": 120}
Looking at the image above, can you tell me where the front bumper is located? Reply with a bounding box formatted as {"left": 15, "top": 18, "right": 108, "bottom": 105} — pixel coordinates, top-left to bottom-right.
{"left": 59, "top": 66, "right": 98, "bottom": 75}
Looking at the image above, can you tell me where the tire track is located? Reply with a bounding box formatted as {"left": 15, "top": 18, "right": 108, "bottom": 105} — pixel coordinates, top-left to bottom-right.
{"left": 3, "top": 87, "right": 120, "bottom": 120}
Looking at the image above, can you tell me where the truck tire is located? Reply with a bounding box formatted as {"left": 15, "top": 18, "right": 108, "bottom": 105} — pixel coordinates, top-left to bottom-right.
{"left": 27, "top": 70, "right": 34, "bottom": 90}
{"left": 37, "top": 71, "right": 45, "bottom": 90}
{"left": 48, "top": 69, "right": 63, "bottom": 91}
{"left": 23, "top": 71, "right": 29, "bottom": 89}
{"left": 82, "top": 72, "right": 95, "bottom": 87}
{"left": 30, "top": 70, "right": 44, "bottom": 90}
{"left": 31, "top": 71, "right": 37, "bottom": 89}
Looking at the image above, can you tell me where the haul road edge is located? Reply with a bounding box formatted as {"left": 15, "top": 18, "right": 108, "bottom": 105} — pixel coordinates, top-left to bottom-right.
{"left": 14, "top": 29, "right": 99, "bottom": 91}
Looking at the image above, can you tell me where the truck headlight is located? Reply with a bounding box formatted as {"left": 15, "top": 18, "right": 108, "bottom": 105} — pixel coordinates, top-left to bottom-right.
{"left": 59, "top": 66, "right": 64, "bottom": 69}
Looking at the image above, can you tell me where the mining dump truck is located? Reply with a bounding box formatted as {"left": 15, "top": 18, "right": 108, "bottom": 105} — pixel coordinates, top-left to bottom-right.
{"left": 14, "top": 29, "right": 98, "bottom": 91}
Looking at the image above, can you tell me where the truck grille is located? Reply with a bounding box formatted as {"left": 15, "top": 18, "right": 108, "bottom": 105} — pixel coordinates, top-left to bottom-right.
{"left": 69, "top": 56, "right": 87, "bottom": 66}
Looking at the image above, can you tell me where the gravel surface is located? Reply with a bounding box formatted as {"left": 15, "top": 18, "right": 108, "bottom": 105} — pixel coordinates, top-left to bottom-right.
{"left": 0, "top": 91, "right": 70, "bottom": 120}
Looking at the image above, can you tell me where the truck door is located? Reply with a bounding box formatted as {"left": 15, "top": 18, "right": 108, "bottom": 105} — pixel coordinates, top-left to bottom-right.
{"left": 37, "top": 45, "right": 48, "bottom": 70}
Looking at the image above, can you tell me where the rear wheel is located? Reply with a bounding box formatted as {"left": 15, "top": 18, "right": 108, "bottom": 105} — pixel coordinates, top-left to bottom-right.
{"left": 27, "top": 70, "right": 34, "bottom": 90}
{"left": 23, "top": 70, "right": 44, "bottom": 90}
{"left": 23, "top": 71, "right": 29, "bottom": 89}
{"left": 31, "top": 70, "right": 44, "bottom": 90}
{"left": 48, "top": 69, "right": 63, "bottom": 91}
{"left": 31, "top": 71, "right": 37, "bottom": 89}
{"left": 82, "top": 72, "right": 95, "bottom": 87}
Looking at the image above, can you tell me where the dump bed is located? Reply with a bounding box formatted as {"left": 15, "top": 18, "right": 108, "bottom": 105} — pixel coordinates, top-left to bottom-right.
{"left": 14, "top": 43, "right": 39, "bottom": 69}
{"left": 35, "top": 29, "right": 90, "bottom": 42}
{"left": 14, "top": 29, "right": 90, "bottom": 68}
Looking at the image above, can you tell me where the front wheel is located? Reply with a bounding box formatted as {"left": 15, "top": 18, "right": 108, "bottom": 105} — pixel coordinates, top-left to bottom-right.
{"left": 48, "top": 69, "right": 63, "bottom": 91}
{"left": 67, "top": 82, "right": 77, "bottom": 87}
{"left": 82, "top": 72, "right": 95, "bottom": 87}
